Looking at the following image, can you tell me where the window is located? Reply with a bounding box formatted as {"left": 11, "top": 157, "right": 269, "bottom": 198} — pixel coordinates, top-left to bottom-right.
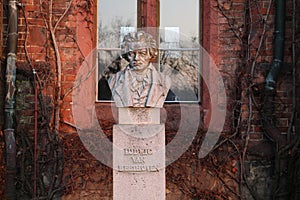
{"left": 97, "top": 0, "right": 200, "bottom": 102}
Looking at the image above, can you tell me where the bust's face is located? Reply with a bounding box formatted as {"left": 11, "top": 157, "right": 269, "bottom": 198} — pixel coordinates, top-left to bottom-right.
{"left": 127, "top": 48, "right": 152, "bottom": 73}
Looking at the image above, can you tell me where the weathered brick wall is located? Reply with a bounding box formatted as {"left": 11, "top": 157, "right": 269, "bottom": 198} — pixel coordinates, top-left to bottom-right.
{"left": 215, "top": 0, "right": 300, "bottom": 199}
{"left": 0, "top": 2, "right": 6, "bottom": 198}
{"left": 215, "top": 0, "right": 300, "bottom": 142}
{"left": 0, "top": 0, "right": 4, "bottom": 128}
{"left": 0, "top": 1, "right": 2, "bottom": 60}
{"left": 1, "top": 0, "right": 96, "bottom": 199}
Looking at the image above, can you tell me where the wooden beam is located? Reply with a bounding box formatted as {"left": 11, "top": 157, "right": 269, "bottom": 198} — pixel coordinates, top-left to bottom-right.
{"left": 138, "top": 0, "right": 159, "bottom": 28}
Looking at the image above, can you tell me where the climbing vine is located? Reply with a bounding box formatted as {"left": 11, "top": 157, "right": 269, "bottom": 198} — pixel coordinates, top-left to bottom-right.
{"left": 210, "top": 0, "right": 300, "bottom": 199}
{"left": 11, "top": 0, "right": 96, "bottom": 199}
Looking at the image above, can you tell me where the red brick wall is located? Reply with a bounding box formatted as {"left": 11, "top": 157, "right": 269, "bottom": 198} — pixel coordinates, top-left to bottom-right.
{"left": 0, "top": 2, "right": 5, "bottom": 198}
{"left": 6, "top": 0, "right": 298, "bottom": 154}
{"left": 0, "top": 1, "right": 2, "bottom": 59}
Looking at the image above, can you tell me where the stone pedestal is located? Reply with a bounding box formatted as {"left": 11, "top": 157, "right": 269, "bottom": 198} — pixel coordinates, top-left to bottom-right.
{"left": 113, "top": 108, "right": 165, "bottom": 200}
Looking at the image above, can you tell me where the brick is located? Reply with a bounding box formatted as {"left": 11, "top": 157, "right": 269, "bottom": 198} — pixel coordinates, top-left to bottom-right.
{"left": 232, "top": 3, "right": 244, "bottom": 11}
{"left": 62, "top": 93, "right": 73, "bottom": 102}
{"left": 28, "top": 27, "right": 47, "bottom": 46}
{"left": 64, "top": 75, "right": 76, "bottom": 82}
{"left": 249, "top": 132, "right": 264, "bottom": 141}
{"left": 24, "top": 4, "right": 37, "bottom": 11}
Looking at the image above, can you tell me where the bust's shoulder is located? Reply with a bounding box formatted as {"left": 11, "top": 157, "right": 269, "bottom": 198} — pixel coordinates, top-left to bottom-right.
{"left": 113, "top": 66, "right": 129, "bottom": 78}
{"left": 149, "top": 65, "right": 171, "bottom": 88}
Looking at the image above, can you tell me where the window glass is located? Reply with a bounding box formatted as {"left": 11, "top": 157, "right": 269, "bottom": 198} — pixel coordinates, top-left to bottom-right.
{"left": 98, "top": 0, "right": 137, "bottom": 48}
{"left": 97, "top": 0, "right": 137, "bottom": 100}
{"left": 159, "top": 0, "right": 200, "bottom": 102}
{"left": 159, "top": 50, "right": 200, "bottom": 102}
{"left": 160, "top": 0, "right": 199, "bottom": 43}
{"left": 97, "top": 0, "right": 200, "bottom": 102}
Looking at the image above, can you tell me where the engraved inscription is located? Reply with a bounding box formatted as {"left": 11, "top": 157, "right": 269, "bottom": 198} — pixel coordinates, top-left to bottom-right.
{"left": 117, "top": 165, "right": 158, "bottom": 172}
{"left": 118, "top": 148, "right": 158, "bottom": 172}
{"left": 124, "top": 148, "right": 153, "bottom": 155}
{"left": 131, "top": 156, "right": 145, "bottom": 163}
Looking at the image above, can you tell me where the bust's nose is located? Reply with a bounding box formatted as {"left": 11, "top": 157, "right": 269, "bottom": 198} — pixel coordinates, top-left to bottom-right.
{"left": 133, "top": 52, "right": 141, "bottom": 61}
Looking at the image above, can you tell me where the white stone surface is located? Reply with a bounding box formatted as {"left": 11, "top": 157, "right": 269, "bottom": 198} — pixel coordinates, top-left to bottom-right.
{"left": 118, "top": 108, "right": 160, "bottom": 125}
{"left": 113, "top": 108, "right": 165, "bottom": 200}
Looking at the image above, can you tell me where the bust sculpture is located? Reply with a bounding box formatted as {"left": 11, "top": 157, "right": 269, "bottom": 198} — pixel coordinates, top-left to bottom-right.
{"left": 108, "top": 31, "right": 171, "bottom": 108}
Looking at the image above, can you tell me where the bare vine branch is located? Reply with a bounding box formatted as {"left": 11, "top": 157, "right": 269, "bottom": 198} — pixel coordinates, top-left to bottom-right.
{"left": 250, "top": 0, "right": 273, "bottom": 77}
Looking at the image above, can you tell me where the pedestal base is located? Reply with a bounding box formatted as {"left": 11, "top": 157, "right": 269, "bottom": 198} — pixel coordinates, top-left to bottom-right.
{"left": 113, "top": 108, "right": 165, "bottom": 200}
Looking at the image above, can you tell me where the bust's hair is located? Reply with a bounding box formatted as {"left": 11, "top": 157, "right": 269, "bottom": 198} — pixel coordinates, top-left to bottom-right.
{"left": 121, "top": 31, "right": 158, "bottom": 61}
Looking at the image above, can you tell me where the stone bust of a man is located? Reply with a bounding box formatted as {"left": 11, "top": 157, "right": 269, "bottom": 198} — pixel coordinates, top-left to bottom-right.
{"left": 108, "top": 31, "right": 171, "bottom": 108}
